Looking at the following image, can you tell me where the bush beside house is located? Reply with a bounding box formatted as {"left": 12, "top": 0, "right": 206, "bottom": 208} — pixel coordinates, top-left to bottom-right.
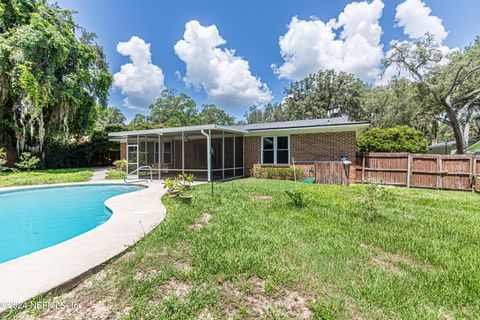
{"left": 357, "top": 126, "right": 429, "bottom": 153}
{"left": 250, "top": 167, "right": 304, "bottom": 181}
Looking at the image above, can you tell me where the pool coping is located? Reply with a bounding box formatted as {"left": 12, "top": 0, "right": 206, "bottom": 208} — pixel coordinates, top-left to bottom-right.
{"left": 0, "top": 180, "right": 167, "bottom": 313}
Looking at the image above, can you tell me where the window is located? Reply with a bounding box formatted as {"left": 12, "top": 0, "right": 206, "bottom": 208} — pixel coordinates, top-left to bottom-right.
{"left": 163, "top": 141, "right": 172, "bottom": 164}
{"left": 262, "top": 136, "right": 289, "bottom": 164}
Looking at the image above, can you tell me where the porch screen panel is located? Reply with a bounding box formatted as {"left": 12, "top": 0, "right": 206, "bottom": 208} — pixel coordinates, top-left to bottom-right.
{"left": 211, "top": 130, "right": 223, "bottom": 181}
{"left": 184, "top": 132, "right": 207, "bottom": 170}
{"left": 126, "top": 136, "right": 137, "bottom": 175}
{"left": 235, "top": 135, "right": 244, "bottom": 177}
{"left": 224, "top": 133, "right": 234, "bottom": 179}
{"left": 138, "top": 136, "right": 151, "bottom": 178}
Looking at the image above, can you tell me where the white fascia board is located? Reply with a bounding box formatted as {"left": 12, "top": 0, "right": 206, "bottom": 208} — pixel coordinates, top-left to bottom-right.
{"left": 243, "top": 123, "right": 370, "bottom": 137}
{"left": 108, "top": 124, "right": 247, "bottom": 138}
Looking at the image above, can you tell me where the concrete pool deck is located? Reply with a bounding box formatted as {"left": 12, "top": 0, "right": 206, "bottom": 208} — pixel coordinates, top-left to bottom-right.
{"left": 0, "top": 180, "right": 167, "bottom": 313}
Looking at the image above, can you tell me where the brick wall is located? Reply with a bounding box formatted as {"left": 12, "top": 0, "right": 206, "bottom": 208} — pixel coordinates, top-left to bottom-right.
{"left": 290, "top": 131, "right": 356, "bottom": 162}
{"left": 244, "top": 136, "right": 261, "bottom": 174}
{"left": 244, "top": 131, "right": 357, "bottom": 175}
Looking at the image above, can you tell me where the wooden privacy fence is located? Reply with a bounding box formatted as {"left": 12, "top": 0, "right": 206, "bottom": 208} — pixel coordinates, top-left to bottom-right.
{"left": 295, "top": 161, "right": 350, "bottom": 185}
{"left": 355, "top": 152, "right": 480, "bottom": 191}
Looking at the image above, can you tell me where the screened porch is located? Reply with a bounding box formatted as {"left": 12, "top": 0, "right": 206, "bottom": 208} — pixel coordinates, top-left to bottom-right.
{"left": 110, "top": 126, "right": 245, "bottom": 182}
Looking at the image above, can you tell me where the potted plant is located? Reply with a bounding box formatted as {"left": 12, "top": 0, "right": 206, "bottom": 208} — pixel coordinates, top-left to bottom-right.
{"left": 183, "top": 173, "right": 196, "bottom": 190}
{"left": 176, "top": 184, "right": 193, "bottom": 202}
{"left": 162, "top": 178, "right": 180, "bottom": 197}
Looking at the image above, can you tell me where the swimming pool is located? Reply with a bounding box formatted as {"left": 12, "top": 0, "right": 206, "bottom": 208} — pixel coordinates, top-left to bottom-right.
{"left": 0, "top": 184, "right": 145, "bottom": 264}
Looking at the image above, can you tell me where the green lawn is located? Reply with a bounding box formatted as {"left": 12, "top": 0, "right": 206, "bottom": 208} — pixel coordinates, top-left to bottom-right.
{"left": 105, "top": 168, "right": 126, "bottom": 180}
{"left": 10, "top": 179, "right": 480, "bottom": 319}
{"left": 0, "top": 168, "right": 93, "bottom": 187}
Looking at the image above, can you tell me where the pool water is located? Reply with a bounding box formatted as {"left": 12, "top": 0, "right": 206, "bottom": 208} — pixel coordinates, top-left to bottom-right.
{"left": 0, "top": 184, "right": 145, "bottom": 264}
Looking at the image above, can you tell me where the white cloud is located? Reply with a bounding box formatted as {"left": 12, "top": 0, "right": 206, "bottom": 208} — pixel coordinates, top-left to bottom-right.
{"left": 174, "top": 20, "right": 272, "bottom": 107}
{"left": 113, "top": 36, "right": 165, "bottom": 110}
{"left": 395, "top": 0, "right": 448, "bottom": 42}
{"left": 377, "top": 0, "right": 451, "bottom": 84}
{"left": 273, "top": 0, "right": 385, "bottom": 82}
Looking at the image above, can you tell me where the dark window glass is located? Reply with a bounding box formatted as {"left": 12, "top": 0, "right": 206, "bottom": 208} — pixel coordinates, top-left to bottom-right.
{"left": 277, "top": 136, "right": 288, "bottom": 150}
{"left": 263, "top": 151, "right": 274, "bottom": 164}
{"left": 164, "top": 153, "right": 171, "bottom": 164}
{"left": 277, "top": 150, "right": 289, "bottom": 164}
{"left": 263, "top": 137, "right": 274, "bottom": 150}
{"left": 155, "top": 143, "right": 159, "bottom": 163}
{"left": 164, "top": 141, "right": 171, "bottom": 152}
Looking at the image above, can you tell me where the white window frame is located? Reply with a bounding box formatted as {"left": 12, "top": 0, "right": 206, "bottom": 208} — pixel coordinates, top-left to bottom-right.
{"left": 261, "top": 135, "right": 290, "bottom": 165}
{"left": 162, "top": 139, "right": 173, "bottom": 165}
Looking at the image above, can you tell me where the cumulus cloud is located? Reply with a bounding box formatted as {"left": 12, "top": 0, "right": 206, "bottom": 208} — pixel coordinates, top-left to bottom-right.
{"left": 395, "top": 0, "right": 448, "bottom": 42}
{"left": 174, "top": 20, "right": 272, "bottom": 107}
{"left": 113, "top": 36, "right": 165, "bottom": 110}
{"left": 273, "top": 0, "right": 385, "bottom": 82}
{"left": 377, "top": 0, "right": 451, "bottom": 85}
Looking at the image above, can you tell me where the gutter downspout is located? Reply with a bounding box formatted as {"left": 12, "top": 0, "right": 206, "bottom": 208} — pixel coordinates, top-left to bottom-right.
{"left": 201, "top": 130, "right": 211, "bottom": 182}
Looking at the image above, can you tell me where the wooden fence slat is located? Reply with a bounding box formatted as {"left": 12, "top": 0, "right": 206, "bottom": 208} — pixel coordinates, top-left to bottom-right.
{"left": 361, "top": 154, "right": 366, "bottom": 183}
{"left": 407, "top": 154, "right": 411, "bottom": 188}
{"left": 473, "top": 156, "right": 477, "bottom": 192}
{"left": 356, "top": 152, "right": 480, "bottom": 192}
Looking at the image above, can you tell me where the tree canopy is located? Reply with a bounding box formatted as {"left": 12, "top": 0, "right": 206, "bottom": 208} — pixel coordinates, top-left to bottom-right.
{"left": 149, "top": 89, "right": 198, "bottom": 127}
{"left": 196, "top": 104, "right": 235, "bottom": 126}
{"left": 363, "top": 78, "right": 438, "bottom": 135}
{"left": 95, "top": 106, "right": 126, "bottom": 130}
{"left": 127, "top": 89, "right": 236, "bottom": 129}
{"left": 244, "top": 70, "right": 368, "bottom": 124}
{"left": 0, "top": 0, "right": 112, "bottom": 158}
{"left": 282, "top": 70, "right": 368, "bottom": 121}
{"left": 385, "top": 35, "right": 480, "bottom": 153}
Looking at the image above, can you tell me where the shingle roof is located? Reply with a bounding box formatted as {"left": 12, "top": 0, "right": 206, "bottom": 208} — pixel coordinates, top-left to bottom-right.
{"left": 108, "top": 116, "right": 370, "bottom": 138}
{"left": 428, "top": 140, "right": 456, "bottom": 148}
{"left": 229, "top": 116, "right": 369, "bottom": 131}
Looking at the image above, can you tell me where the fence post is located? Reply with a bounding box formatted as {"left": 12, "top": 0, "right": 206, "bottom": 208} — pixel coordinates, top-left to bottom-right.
{"left": 406, "top": 154, "right": 411, "bottom": 188}
{"left": 472, "top": 156, "right": 476, "bottom": 192}
{"left": 361, "top": 153, "right": 366, "bottom": 183}
{"left": 437, "top": 156, "right": 442, "bottom": 190}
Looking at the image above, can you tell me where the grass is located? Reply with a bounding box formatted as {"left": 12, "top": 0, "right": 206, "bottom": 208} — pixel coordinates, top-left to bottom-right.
{"left": 105, "top": 168, "right": 126, "bottom": 180}
{"left": 8, "top": 179, "right": 480, "bottom": 319}
{"left": 0, "top": 168, "right": 93, "bottom": 187}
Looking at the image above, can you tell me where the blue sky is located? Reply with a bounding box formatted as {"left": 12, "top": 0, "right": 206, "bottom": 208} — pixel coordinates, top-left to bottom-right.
{"left": 57, "top": 0, "right": 479, "bottom": 121}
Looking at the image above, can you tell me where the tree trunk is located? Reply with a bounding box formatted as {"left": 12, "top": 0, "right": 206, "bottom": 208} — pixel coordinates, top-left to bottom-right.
{"left": 463, "top": 121, "right": 470, "bottom": 148}
{"left": 443, "top": 99, "right": 465, "bottom": 154}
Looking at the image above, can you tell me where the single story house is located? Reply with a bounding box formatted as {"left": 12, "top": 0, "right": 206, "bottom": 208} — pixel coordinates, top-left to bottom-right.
{"left": 108, "top": 116, "right": 369, "bottom": 181}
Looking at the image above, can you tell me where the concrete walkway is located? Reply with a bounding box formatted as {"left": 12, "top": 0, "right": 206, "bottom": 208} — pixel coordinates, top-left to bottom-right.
{"left": 0, "top": 181, "right": 166, "bottom": 313}
{"left": 90, "top": 167, "right": 109, "bottom": 181}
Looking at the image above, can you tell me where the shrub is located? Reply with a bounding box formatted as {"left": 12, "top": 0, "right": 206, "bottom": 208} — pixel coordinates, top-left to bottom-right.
{"left": 15, "top": 152, "right": 40, "bottom": 171}
{"left": 0, "top": 147, "right": 7, "bottom": 172}
{"left": 285, "top": 189, "right": 312, "bottom": 207}
{"left": 113, "top": 159, "right": 127, "bottom": 172}
{"left": 250, "top": 167, "right": 304, "bottom": 181}
{"left": 106, "top": 169, "right": 126, "bottom": 180}
{"left": 360, "top": 181, "right": 396, "bottom": 222}
{"left": 44, "top": 129, "right": 120, "bottom": 169}
{"left": 357, "top": 126, "right": 429, "bottom": 153}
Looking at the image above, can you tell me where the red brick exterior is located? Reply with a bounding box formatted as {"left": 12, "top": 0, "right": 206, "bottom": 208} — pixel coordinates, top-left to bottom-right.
{"left": 244, "top": 136, "right": 261, "bottom": 175}
{"left": 290, "top": 131, "right": 356, "bottom": 162}
{"left": 243, "top": 131, "right": 357, "bottom": 175}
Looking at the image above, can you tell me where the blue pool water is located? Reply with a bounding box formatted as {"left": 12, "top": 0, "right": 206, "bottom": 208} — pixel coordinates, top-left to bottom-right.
{"left": 0, "top": 184, "right": 145, "bottom": 264}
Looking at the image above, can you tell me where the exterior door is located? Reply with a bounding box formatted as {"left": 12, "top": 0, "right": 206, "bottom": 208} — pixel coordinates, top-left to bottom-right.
{"left": 126, "top": 145, "right": 139, "bottom": 178}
